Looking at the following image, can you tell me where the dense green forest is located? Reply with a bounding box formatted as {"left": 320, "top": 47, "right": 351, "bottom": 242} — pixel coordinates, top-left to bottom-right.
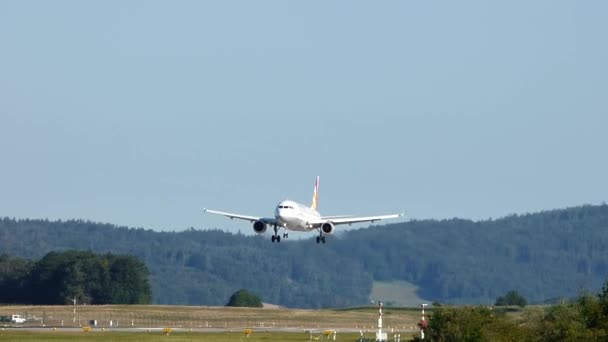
{"left": 0, "top": 251, "right": 150, "bottom": 304}
{"left": 1, "top": 204, "right": 607, "bottom": 308}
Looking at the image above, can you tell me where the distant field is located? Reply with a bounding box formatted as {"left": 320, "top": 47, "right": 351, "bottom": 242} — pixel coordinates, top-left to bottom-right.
{"left": 0, "top": 304, "right": 421, "bottom": 333}
{"left": 369, "top": 281, "right": 430, "bottom": 307}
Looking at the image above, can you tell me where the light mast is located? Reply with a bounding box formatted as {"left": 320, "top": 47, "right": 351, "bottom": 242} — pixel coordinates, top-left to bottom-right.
{"left": 375, "top": 301, "right": 387, "bottom": 341}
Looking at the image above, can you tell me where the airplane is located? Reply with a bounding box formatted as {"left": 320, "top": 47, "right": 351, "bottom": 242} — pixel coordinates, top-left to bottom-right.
{"left": 203, "top": 177, "right": 403, "bottom": 244}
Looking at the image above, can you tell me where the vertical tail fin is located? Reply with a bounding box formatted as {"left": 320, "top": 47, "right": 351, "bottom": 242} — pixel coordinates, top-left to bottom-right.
{"left": 311, "top": 176, "right": 319, "bottom": 210}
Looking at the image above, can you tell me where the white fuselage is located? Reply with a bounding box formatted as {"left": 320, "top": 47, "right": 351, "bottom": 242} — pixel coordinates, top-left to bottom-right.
{"left": 274, "top": 200, "right": 320, "bottom": 231}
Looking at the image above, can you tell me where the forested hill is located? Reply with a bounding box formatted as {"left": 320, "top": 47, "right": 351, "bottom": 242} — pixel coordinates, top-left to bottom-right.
{"left": 1, "top": 204, "right": 608, "bottom": 308}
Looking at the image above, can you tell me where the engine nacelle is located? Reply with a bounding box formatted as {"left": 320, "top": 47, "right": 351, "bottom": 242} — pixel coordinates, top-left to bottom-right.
{"left": 253, "top": 220, "right": 267, "bottom": 234}
{"left": 321, "top": 222, "right": 335, "bottom": 234}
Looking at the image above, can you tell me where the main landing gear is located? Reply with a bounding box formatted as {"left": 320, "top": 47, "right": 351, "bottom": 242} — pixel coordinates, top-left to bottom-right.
{"left": 271, "top": 225, "right": 288, "bottom": 243}
{"left": 316, "top": 231, "right": 326, "bottom": 244}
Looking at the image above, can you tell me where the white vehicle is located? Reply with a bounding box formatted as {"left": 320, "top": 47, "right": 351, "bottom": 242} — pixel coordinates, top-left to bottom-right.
{"left": 204, "top": 177, "right": 402, "bottom": 244}
{"left": 11, "top": 314, "right": 26, "bottom": 323}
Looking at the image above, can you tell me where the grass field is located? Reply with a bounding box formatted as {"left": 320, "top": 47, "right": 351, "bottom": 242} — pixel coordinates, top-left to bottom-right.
{"left": 0, "top": 305, "right": 420, "bottom": 341}
{"left": 369, "top": 281, "right": 430, "bottom": 307}
{"left": 0, "top": 330, "right": 405, "bottom": 342}
{"left": 3, "top": 329, "right": 420, "bottom": 341}
{"left": 0, "top": 305, "right": 422, "bottom": 331}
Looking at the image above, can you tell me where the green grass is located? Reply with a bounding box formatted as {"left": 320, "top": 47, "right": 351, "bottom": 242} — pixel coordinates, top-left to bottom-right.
{"left": 0, "top": 330, "right": 409, "bottom": 341}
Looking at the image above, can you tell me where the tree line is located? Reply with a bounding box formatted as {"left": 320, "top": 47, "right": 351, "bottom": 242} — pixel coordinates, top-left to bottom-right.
{"left": 0, "top": 203, "right": 607, "bottom": 308}
{"left": 0, "top": 251, "right": 151, "bottom": 305}
{"left": 419, "top": 281, "right": 608, "bottom": 341}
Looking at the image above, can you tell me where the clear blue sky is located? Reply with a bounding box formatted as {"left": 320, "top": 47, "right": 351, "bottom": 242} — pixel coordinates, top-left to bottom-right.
{"left": 1, "top": 1, "right": 606, "bottom": 232}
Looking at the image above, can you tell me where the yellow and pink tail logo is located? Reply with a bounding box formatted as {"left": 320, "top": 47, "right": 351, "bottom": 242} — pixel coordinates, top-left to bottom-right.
{"left": 311, "top": 176, "right": 319, "bottom": 210}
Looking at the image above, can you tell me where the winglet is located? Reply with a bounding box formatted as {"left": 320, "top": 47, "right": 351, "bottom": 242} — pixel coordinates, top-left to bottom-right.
{"left": 311, "top": 176, "right": 319, "bottom": 210}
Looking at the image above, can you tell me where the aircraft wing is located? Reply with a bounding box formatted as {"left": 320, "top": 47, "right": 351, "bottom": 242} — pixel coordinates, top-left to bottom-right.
{"left": 320, "top": 215, "right": 354, "bottom": 220}
{"left": 203, "top": 208, "right": 278, "bottom": 225}
{"left": 310, "top": 213, "right": 403, "bottom": 226}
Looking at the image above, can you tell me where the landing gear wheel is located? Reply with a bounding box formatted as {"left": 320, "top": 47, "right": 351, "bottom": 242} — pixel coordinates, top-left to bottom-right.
{"left": 271, "top": 225, "right": 280, "bottom": 243}
{"left": 283, "top": 233, "right": 288, "bottom": 238}
{"left": 316, "top": 236, "right": 321, "bottom": 244}
{"left": 321, "top": 236, "right": 326, "bottom": 244}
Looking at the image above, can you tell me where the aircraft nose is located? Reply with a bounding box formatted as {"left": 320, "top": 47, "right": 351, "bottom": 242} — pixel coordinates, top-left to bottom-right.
{"left": 277, "top": 208, "right": 291, "bottom": 218}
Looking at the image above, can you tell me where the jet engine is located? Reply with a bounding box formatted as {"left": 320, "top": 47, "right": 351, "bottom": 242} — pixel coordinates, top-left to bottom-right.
{"left": 253, "top": 220, "right": 267, "bottom": 234}
{"left": 321, "top": 222, "right": 335, "bottom": 234}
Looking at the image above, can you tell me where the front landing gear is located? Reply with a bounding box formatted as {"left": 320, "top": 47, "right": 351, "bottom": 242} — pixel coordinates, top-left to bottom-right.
{"left": 271, "top": 225, "right": 287, "bottom": 243}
